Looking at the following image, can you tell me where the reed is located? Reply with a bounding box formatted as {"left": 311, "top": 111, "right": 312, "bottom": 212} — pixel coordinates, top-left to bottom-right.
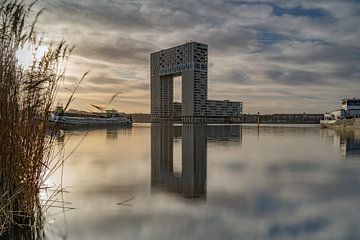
{"left": 0, "top": 0, "right": 73, "bottom": 237}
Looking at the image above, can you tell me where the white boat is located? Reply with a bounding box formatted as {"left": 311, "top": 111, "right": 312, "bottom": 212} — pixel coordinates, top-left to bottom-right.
{"left": 49, "top": 106, "right": 132, "bottom": 128}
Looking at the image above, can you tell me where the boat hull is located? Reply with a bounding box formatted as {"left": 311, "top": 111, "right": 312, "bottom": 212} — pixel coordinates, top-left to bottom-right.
{"left": 49, "top": 116, "right": 133, "bottom": 129}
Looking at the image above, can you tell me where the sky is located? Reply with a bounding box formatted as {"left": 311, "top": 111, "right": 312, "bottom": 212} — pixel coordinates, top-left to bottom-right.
{"left": 23, "top": 0, "right": 360, "bottom": 114}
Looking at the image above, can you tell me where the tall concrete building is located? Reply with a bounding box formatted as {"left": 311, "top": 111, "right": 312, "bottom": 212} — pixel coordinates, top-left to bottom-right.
{"left": 150, "top": 42, "right": 242, "bottom": 123}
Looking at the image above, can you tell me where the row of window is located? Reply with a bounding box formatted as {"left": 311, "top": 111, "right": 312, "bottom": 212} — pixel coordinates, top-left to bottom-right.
{"left": 159, "top": 63, "right": 208, "bottom": 76}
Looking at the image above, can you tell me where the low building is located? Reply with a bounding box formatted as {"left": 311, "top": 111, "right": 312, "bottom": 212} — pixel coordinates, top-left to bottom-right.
{"left": 236, "top": 113, "right": 323, "bottom": 124}
{"left": 324, "top": 98, "right": 360, "bottom": 120}
{"left": 170, "top": 100, "right": 242, "bottom": 122}
{"left": 127, "top": 113, "right": 151, "bottom": 123}
{"left": 205, "top": 100, "right": 243, "bottom": 117}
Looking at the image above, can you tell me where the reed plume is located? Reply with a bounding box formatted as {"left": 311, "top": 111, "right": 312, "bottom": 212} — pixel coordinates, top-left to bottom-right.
{"left": 0, "top": 0, "right": 73, "bottom": 237}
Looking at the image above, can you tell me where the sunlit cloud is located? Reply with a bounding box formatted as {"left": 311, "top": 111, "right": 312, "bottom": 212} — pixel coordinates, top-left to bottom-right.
{"left": 23, "top": 0, "right": 360, "bottom": 113}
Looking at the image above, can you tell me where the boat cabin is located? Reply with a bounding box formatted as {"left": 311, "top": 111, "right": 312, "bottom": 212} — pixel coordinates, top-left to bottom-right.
{"left": 53, "top": 105, "right": 65, "bottom": 116}
{"left": 105, "top": 109, "right": 125, "bottom": 118}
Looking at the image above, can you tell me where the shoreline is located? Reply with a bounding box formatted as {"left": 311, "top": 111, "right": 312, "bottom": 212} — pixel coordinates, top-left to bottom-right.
{"left": 320, "top": 118, "right": 360, "bottom": 129}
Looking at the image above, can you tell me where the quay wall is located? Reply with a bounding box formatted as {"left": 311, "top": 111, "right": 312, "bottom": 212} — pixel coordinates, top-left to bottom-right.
{"left": 322, "top": 118, "right": 360, "bottom": 129}
{"left": 233, "top": 114, "right": 323, "bottom": 124}
{"left": 128, "top": 113, "right": 323, "bottom": 124}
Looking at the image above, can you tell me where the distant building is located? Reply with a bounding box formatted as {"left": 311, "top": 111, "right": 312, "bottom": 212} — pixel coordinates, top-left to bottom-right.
{"left": 324, "top": 98, "right": 360, "bottom": 120}
{"left": 341, "top": 98, "right": 360, "bottom": 117}
{"left": 236, "top": 113, "right": 323, "bottom": 124}
{"left": 205, "top": 100, "right": 242, "bottom": 117}
{"left": 150, "top": 41, "right": 243, "bottom": 123}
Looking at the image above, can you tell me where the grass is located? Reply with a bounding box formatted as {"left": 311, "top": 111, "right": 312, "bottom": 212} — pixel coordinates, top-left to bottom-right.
{"left": 0, "top": 0, "right": 76, "bottom": 237}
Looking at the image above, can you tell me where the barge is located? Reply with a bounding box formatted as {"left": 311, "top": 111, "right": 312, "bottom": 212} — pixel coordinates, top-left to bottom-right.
{"left": 49, "top": 106, "right": 133, "bottom": 128}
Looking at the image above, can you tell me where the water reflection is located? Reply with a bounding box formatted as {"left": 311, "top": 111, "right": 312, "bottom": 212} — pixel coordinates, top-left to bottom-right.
{"left": 339, "top": 129, "right": 360, "bottom": 157}
{"left": 54, "top": 126, "right": 132, "bottom": 143}
{"left": 207, "top": 124, "right": 242, "bottom": 142}
{"left": 23, "top": 124, "right": 360, "bottom": 239}
{"left": 151, "top": 124, "right": 207, "bottom": 198}
{"left": 106, "top": 130, "right": 118, "bottom": 141}
{"left": 0, "top": 227, "right": 44, "bottom": 240}
{"left": 151, "top": 124, "right": 242, "bottom": 199}
{"left": 322, "top": 128, "right": 360, "bottom": 158}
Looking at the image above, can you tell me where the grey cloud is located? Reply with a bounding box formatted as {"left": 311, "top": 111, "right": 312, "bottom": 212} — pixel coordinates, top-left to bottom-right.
{"left": 74, "top": 36, "right": 157, "bottom": 65}
{"left": 39, "top": 0, "right": 225, "bottom": 33}
{"left": 85, "top": 75, "right": 149, "bottom": 91}
{"left": 25, "top": 0, "right": 360, "bottom": 113}
{"left": 87, "top": 77, "right": 127, "bottom": 85}
{"left": 212, "top": 69, "right": 252, "bottom": 84}
{"left": 204, "top": 27, "right": 258, "bottom": 54}
{"left": 75, "top": 83, "right": 148, "bottom": 96}
{"left": 266, "top": 69, "right": 326, "bottom": 85}
{"left": 41, "top": 1, "right": 150, "bottom": 31}
{"left": 268, "top": 42, "right": 360, "bottom": 68}
{"left": 259, "top": 42, "right": 360, "bottom": 92}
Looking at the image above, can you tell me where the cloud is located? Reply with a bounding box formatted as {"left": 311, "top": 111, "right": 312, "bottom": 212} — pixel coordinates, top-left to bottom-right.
{"left": 266, "top": 69, "right": 326, "bottom": 85}
{"left": 22, "top": 0, "right": 360, "bottom": 113}
{"left": 74, "top": 36, "right": 157, "bottom": 65}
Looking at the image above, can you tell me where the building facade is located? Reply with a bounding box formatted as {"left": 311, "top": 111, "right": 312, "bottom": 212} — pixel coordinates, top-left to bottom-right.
{"left": 205, "top": 100, "right": 242, "bottom": 117}
{"left": 341, "top": 98, "right": 360, "bottom": 117}
{"left": 150, "top": 42, "right": 242, "bottom": 123}
{"left": 324, "top": 98, "right": 360, "bottom": 121}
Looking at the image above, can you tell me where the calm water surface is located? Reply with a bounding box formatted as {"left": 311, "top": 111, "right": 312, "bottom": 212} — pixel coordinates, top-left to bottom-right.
{"left": 45, "top": 124, "right": 360, "bottom": 240}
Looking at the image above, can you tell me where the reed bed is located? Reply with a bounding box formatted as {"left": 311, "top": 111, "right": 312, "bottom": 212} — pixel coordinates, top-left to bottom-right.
{"left": 0, "top": 1, "right": 74, "bottom": 237}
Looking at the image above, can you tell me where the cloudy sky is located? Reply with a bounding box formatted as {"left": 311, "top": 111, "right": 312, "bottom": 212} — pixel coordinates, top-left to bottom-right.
{"left": 26, "top": 0, "right": 360, "bottom": 113}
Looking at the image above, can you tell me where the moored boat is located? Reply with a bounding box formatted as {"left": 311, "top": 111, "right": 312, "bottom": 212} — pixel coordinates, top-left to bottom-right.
{"left": 49, "top": 106, "right": 133, "bottom": 128}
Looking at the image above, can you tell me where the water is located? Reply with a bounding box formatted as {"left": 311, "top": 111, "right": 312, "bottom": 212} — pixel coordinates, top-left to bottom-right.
{"left": 45, "top": 124, "right": 360, "bottom": 240}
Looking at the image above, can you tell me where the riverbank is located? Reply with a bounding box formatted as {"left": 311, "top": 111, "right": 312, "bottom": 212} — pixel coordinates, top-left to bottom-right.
{"left": 127, "top": 113, "right": 323, "bottom": 124}
{"left": 320, "top": 118, "right": 360, "bottom": 129}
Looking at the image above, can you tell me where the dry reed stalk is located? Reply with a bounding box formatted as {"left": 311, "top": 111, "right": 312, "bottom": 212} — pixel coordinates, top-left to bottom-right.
{"left": 0, "top": 0, "right": 77, "bottom": 238}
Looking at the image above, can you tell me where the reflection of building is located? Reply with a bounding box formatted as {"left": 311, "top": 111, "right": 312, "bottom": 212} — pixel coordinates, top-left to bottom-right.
{"left": 207, "top": 125, "right": 242, "bottom": 142}
{"left": 150, "top": 42, "right": 242, "bottom": 123}
{"left": 151, "top": 124, "right": 207, "bottom": 198}
{"left": 339, "top": 130, "right": 360, "bottom": 157}
{"left": 151, "top": 124, "right": 243, "bottom": 198}
{"left": 322, "top": 128, "right": 360, "bottom": 158}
